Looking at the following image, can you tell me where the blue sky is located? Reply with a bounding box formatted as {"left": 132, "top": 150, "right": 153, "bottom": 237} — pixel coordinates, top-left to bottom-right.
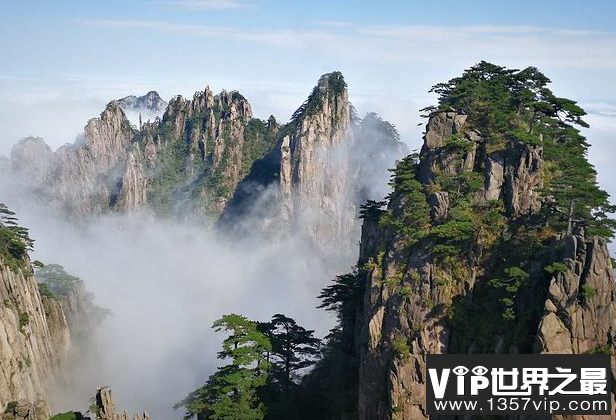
{"left": 1, "top": 0, "right": 615, "bottom": 162}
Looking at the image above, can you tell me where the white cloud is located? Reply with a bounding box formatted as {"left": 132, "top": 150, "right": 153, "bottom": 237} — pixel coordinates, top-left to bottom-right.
{"left": 76, "top": 19, "right": 616, "bottom": 69}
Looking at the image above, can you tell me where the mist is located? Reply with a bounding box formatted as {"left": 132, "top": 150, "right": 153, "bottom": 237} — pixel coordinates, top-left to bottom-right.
{"left": 0, "top": 71, "right": 408, "bottom": 419}
{"left": 0, "top": 116, "right": 400, "bottom": 418}
{"left": 4, "top": 205, "right": 344, "bottom": 418}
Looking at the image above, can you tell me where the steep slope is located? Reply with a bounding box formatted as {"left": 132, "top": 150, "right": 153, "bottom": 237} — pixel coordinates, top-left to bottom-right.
{"left": 94, "top": 387, "right": 151, "bottom": 420}
{"left": 2, "top": 88, "right": 278, "bottom": 219}
{"left": 116, "top": 91, "right": 167, "bottom": 127}
{"left": 309, "top": 62, "right": 616, "bottom": 420}
{"left": 35, "top": 264, "right": 109, "bottom": 343}
{"left": 221, "top": 72, "right": 407, "bottom": 254}
{"left": 0, "top": 210, "right": 70, "bottom": 413}
{"left": 2, "top": 73, "right": 405, "bottom": 255}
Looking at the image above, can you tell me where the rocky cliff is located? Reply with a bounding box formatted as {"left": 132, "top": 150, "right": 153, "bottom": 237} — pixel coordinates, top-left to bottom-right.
{"left": 35, "top": 264, "right": 108, "bottom": 343}
{"left": 116, "top": 91, "right": 167, "bottom": 126}
{"left": 337, "top": 63, "right": 616, "bottom": 420}
{"left": 2, "top": 87, "right": 277, "bottom": 219}
{"left": 94, "top": 387, "right": 150, "bottom": 420}
{"left": 2, "top": 72, "right": 405, "bottom": 255}
{"left": 0, "top": 255, "right": 70, "bottom": 413}
{"left": 1, "top": 399, "right": 51, "bottom": 420}
{"left": 221, "top": 72, "right": 406, "bottom": 254}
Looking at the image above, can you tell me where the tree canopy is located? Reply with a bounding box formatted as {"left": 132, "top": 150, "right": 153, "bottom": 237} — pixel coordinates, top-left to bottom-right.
{"left": 423, "top": 61, "right": 614, "bottom": 237}
{"left": 0, "top": 203, "right": 34, "bottom": 271}
{"left": 176, "top": 313, "right": 321, "bottom": 420}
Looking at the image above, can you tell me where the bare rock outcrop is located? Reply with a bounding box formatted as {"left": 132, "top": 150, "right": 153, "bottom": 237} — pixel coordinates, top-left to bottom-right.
{"left": 536, "top": 233, "right": 616, "bottom": 354}
{"left": 9, "top": 137, "right": 53, "bottom": 183}
{"left": 354, "top": 111, "right": 616, "bottom": 420}
{"left": 419, "top": 110, "right": 542, "bottom": 218}
{"left": 3, "top": 86, "right": 266, "bottom": 220}
{"left": 277, "top": 72, "right": 356, "bottom": 251}
{"left": 221, "top": 72, "right": 407, "bottom": 257}
{"left": 95, "top": 388, "right": 150, "bottom": 420}
{"left": 0, "top": 399, "right": 51, "bottom": 420}
{"left": 0, "top": 257, "right": 70, "bottom": 412}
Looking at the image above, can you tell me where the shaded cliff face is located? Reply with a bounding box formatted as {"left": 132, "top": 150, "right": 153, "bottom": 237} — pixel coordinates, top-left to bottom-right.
{"left": 345, "top": 63, "right": 616, "bottom": 420}
{"left": 2, "top": 88, "right": 277, "bottom": 220}
{"left": 221, "top": 73, "right": 407, "bottom": 255}
{"left": 0, "top": 256, "right": 70, "bottom": 412}
{"left": 2, "top": 73, "right": 405, "bottom": 250}
{"left": 278, "top": 72, "right": 355, "bottom": 250}
{"left": 356, "top": 111, "right": 616, "bottom": 420}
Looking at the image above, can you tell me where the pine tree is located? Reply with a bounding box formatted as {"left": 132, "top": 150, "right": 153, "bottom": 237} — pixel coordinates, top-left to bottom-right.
{"left": 0, "top": 203, "right": 34, "bottom": 269}
{"left": 425, "top": 61, "right": 615, "bottom": 238}
{"left": 176, "top": 314, "right": 271, "bottom": 420}
{"left": 259, "top": 314, "right": 320, "bottom": 389}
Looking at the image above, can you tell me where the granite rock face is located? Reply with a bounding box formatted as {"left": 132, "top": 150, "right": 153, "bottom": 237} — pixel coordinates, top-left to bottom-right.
{"left": 2, "top": 88, "right": 268, "bottom": 219}
{"left": 0, "top": 399, "right": 51, "bottom": 420}
{"left": 419, "top": 111, "right": 542, "bottom": 218}
{"left": 116, "top": 91, "right": 167, "bottom": 118}
{"left": 9, "top": 137, "right": 53, "bottom": 184}
{"left": 536, "top": 234, "right": 616, "bottom": 354}
{"left": 354, "top": 111, "right": 616, "bottom": 420}
{"left": 0, "top": 257, "right": 70, "bottom": 413}
{"left": 95, "top": 387, "right": 150, "bottom": 420}
{"left": 277, "top": 72, "right": 356, "bottom": 250}
{"left": 221, "top": 73, "right": 407, "bottom": 255}
{"left": 3, "top": 73, "right": 405, "bottom": 259}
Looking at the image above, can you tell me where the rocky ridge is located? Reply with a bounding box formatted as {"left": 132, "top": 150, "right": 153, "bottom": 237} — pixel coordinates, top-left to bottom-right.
{"left": 354, "top": 110, "right": 616, "bottom": 419}
{"left": 2, "top": 73, "right": 406, "bottom": 255}
{"left": 2, "top": 87, "right": 274, "bottom": 219}
{"left": 116, "top": 92, "right": 167, "bottom": 118}
{"left": 94, "top": 387, "right": 150, "bottom": 420}
{"left": 221, "top": 72, "right": 407, "bottom": 254}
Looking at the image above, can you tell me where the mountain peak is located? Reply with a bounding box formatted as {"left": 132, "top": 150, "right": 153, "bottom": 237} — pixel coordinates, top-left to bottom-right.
{"left": 316, "top": 71, "right": 346, "bottom": 93}
{"left": 116, "top": 91, "right": 168, "bottom": 114}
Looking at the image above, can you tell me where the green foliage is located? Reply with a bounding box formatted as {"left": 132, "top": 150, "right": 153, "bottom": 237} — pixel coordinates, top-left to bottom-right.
{"left": 0, "top": 203, "right": 34, "bottom": 272}
{"left": 49, "top": 412, "right": 87, "bottom": 420}
{"left": 544, "top": 262, "right": 568, "bottom": 274}
{"left": 359, "top": 200, "right": 387, "bottom": 222}
{"left": 148, "top": 108, "right": 279, "bottom": 218}
{"left": 586, "top": 345, "right": 612, "bottom": 355}
{"left": 257, "top": 314, "right": 321, "bottom": 419}
{"left": 290, "top": 269, "right": 365, "bottom": 420}
{"left": 87, "top": 397, "right": 100, "bottom": 418}
{"left": 399, "top": 286, "right": 412, "bottom": 297}
{"left": 317, "top": 271, "right": 363, "bottom": 320}
{"left": 488, "top": 266, "right": 530, "bottom": 321}
{"left": 259, "top": 314, "right": 320, "bottom": 385}
{"left": 242, "top": 119, "right": 279, "bottom": 176}
{"left": 176, "top": 314, "right": 271, "bottom": 420}
{"left": 444, "top": 134, "right": 474, "bottom": 152}
{"left": 35, "top": 264, "right": 79, "bottom": 296}
{"left": 291, "top": 72, "right": 347, "bottom": 124}
{"left": 382, "top": 154, "right": 431, "bottom": 248}
{"left": 4, "top": 402, "right": 18, "bottom": 413}
{"left": 391, "top": 335, "right": 411, "bottom": 359}
{"left": 580, "top": 284, "right": 597, "bottom": 300}
{"left": 37, "top": 282, "right": 56, "bottom": 299}
{"left": 427, "top": 61, "right": 614, "bottom": 237}
{"left": 19, "top": 311, "right": 30, "bottom": 330}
